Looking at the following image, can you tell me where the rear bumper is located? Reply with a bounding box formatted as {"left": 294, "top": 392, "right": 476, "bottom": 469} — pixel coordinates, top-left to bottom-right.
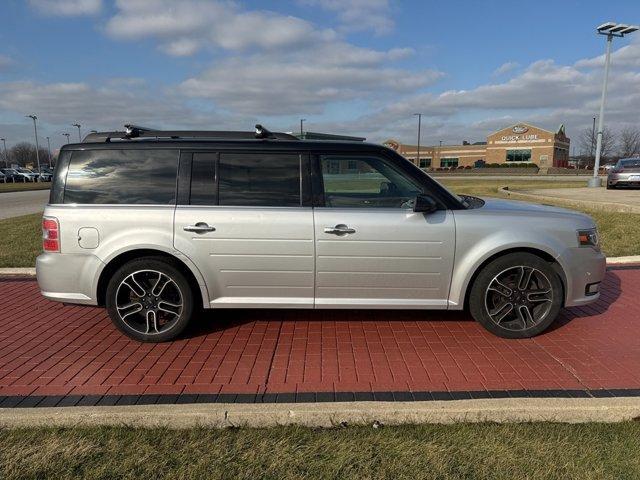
{"left": 36, "top": 252, "right": 104, "bottom": 305}
{"left": 558, "top": 247, "right": 607, "bottom": 307}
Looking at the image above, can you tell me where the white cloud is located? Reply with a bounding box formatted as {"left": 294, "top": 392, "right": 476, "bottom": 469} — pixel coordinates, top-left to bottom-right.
{"left": 575, "top": 43, "right": 640, "bottom": 69}
{"left": 300, "top": 0, "right": 394, "bottom": 35}
{"left": 0, "top": 55, "right": 13, "bottom": 70}
{"left": 105, "top": 0, "right": 335, "bottom": 55}
{"left": 492, "top": 61, "right": 519, "bottom": 76}
{"left": 179, "top": 43, "right": 441, "bottom": 115}
{"left": 28, "top": 0, "right": 102, "bottom": 16}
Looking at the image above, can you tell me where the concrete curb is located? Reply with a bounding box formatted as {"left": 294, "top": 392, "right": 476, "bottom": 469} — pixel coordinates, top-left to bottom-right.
{"left": 0, "top": 267, "right": 36, "bottom": 276}
{"left": 499, "top": 186, "right": 640, "bottom": 214}
{"left": 2, "top": 397, "right": 640, "bottom": 428}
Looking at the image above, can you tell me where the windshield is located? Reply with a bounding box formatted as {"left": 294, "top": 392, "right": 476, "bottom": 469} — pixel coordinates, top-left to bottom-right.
{"left": 426, "top": 174, "right": 470, "bottom": 207}
{"left": 620, "top": 159, "right": 640, "bottom": 168}
{"left": 17, "top": 168, "right": 33, "bottom": 173}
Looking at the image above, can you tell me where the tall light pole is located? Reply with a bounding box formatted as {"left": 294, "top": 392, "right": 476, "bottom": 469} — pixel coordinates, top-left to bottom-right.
{"left": 46, "top": 136, "right": 52, "bottom": 166}
{"left": 300, "top": 118, "right": 306, "bottom": 137}
{"left": 72, "top": 123, "right": 82, "bottom": 142}
{"left": 62, "top": 133, "right": 70, "bottom": 144}
{"left": 0, "top": 138, "right": 8, "bottom": 167}
{"left": 589, "top": 116, "right": 596, "bottom": 169}
{"left": 589, "top": 22, "right": 639, "bottom": 187}
{"left": 413, "top": 113, "right": 422, "bottom": 167}
{"left": 26, "top": 114, "right": 41, "bottom": 173}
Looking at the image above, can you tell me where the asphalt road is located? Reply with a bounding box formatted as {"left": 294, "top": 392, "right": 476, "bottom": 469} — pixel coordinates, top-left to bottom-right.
{"left": 0, "top": 189, "right": 49, "bottom": 220}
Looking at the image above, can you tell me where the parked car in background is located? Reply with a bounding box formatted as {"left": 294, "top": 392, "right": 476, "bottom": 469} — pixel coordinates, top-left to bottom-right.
{"left": 37, "top": 125, "right": 606, "bottom": 343}
{"left": 15, "top": 167, "right": 39, "bottom": 182}
{"left": 0, "top": 170, "right": 6, "bottom": 183}
{"left": 0, "top": 168, "right": 25, "bottom": 182}
{"left": 37, "top": 169, "right": 53, "bottom": 182}
{"left": 607, "top": 158, "right": 640, "bottom": 189}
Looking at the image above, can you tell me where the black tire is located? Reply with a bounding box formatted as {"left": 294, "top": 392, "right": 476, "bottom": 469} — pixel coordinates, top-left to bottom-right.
{"left": 469, "top": 252, "right": 563, "bottom": 339}
{"left": 105, "top": 257, "right": 194, "bottom": 342}
{"left": 606, "top": 183, "right": 615, "bottom": 190}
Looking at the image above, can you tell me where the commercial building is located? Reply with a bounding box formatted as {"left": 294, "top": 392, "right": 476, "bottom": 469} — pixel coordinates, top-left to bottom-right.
{"left": 384, "top": 123, "right": 570, "bottom": 169}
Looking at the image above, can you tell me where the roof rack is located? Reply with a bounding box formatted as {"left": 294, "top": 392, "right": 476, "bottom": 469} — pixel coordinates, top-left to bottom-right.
{"left": 82, "top": 124, "right": 299, "bottom": 143}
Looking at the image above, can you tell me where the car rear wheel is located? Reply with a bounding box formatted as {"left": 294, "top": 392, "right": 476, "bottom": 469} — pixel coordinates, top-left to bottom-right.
{"left": 469, "top": 253, "right": 563, "bottom": 339}
{"left": 105, "top": 257, "right": 194, "bottom": 342}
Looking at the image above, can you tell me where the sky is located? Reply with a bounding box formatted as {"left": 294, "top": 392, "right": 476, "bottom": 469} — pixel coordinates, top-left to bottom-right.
{"left": 1, "top": 0, "right": 639, "bottom": 153}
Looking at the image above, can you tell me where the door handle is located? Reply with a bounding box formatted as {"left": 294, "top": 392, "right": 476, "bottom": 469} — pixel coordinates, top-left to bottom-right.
{"left": 324, "top": 224, "right": 356, "bottom": 235}
{"left": 183, "top": 222, "right": 216, "bottom": 234}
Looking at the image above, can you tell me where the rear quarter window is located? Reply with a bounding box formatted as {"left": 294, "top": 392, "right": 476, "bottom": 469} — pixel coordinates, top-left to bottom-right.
{"left": 63, "top": 149, "right": 179, "bottom": 204}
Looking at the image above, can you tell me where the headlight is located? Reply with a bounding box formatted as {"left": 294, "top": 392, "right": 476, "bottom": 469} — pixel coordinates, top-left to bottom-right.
{"left": 577, "top": 228, "right": 599, "bottom": 248}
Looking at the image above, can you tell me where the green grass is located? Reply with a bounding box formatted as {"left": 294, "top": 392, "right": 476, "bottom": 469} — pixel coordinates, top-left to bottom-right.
{"left": 2, "top": 423, "right": 640, "bottom": 479}
{"left": 0, "top": 213, "right": 42, "bottom": 267}
{"left": 0, "top": 182, "right": 50, "bottom": 193}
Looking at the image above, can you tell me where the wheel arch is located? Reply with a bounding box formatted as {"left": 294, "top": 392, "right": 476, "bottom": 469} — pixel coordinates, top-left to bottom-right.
{"left": 461, "top": 247, "right": 567, "bottom": 310}
{"left": 96, "top": 248, "right": 209, "bottom": 309}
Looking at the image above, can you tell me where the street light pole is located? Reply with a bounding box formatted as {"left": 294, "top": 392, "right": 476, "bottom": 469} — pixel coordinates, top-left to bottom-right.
{"left": 300, "top": 119, "right": 306, "bottom": 137}
{"left": 62, "top": 133, "right": 70, "bottom": 144}
{"left": 0, "top": 138, "right": 8, "bottom": 167}
{"left": 413, "top": 113, "right": 422, "bottom": 167}
{"left": 26, "top": 114, "right": 41, "bottom": 173}
{"left": 589, "top": 22, "right": 639, "bottom": 187}
{"left": 73, "top": 123, "right": 82, "bottom": 142}
{"left": 46, "top": 136, "right": 52, "bottom": 166}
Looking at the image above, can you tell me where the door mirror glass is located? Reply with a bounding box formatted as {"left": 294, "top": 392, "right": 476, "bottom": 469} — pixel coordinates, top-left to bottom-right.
{"left": 413, "top": 194, "right": 438, "bottom": 213}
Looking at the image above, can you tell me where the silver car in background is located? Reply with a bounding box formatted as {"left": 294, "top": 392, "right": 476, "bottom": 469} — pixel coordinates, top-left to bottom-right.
{"left": 36, "top": 125, "right": 606, "bottom": 343}
{"left": 607, "top": 157, "right": 640, "bottom": 189}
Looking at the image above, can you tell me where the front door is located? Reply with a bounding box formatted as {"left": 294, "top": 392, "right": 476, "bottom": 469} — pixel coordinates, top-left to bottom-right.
{"left": 174, "top": 151, "right": 315, "bottom": 308}
{"left": 313, "top": 155, "right": 455, "bottom": 308}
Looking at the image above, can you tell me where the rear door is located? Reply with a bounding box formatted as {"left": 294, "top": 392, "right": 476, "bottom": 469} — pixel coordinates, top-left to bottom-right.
{"left": 313, "top": 154, "right": 456, "bottom": 308}
{"left": 174, "top": 150, "right": 315, "bottom": 308}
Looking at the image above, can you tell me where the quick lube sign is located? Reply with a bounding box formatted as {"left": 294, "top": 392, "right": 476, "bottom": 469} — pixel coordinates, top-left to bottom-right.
{"left": 501, "top": 125, "right": 538, "bottom": 142}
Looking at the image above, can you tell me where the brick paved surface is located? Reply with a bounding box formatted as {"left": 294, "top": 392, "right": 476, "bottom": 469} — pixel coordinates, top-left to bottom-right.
{"left": 0, "top": 267, "right": 638, "bottom": 399}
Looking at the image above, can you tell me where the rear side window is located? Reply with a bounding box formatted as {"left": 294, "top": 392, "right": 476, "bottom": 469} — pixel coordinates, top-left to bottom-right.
{"left": 217, "top": 153, "right": 301, "bottom": 207}
{"left": 64, "top": 149, "right": 179, "bottom": 204}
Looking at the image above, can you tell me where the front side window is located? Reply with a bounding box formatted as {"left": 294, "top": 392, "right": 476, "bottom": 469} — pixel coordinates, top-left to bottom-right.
{"left": 218, "top": 153, "right": 301, "bottom": 207}
{"left": 64, "top": 149, "right": 178, "bottom": 204}
{"left": 506, "top": 149, "right": 531, "bottom": 162}
{"left": 320, "top": 155, "right": 422, "bottom": 208}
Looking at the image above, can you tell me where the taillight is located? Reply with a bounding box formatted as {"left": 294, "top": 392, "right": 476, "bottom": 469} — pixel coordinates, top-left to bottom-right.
{"left": 42, "top": 216, "right": 60, "bottom": 252}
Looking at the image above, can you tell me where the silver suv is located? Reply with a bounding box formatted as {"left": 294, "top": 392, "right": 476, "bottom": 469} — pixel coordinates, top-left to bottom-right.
{"left": 37, "top": 125, "right": 606, "bottom": 342}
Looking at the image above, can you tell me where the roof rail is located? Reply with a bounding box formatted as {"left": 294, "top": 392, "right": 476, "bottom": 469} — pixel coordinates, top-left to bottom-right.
{"left": 82, "top": 124, "right": 299, "bottom": 143}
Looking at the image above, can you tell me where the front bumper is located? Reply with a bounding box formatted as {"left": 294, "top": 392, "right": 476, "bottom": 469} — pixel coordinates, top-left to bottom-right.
{"left": 36, "top": 252, "right": 104, "bottom": 305}
{"left": 608, "top": 173, "right": 640, "bottom": 187}
{"left": 557, "top": 246, "right": 606, "bottom": 307}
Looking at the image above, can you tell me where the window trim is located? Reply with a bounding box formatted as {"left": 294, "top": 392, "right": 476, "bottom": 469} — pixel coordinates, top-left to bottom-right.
{"left": 181, "top": 150, "right": 309, "bottom": 208}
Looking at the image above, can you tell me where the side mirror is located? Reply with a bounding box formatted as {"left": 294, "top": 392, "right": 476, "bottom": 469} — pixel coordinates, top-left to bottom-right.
{"left": 413, "top": 194, "right": 438, "bottom": 213}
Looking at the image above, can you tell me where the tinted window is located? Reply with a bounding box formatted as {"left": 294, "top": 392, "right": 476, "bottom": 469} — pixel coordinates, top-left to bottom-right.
{"left": 64, "top": 149, "right": 178, "bottom": 204}
{"left": 190, "top": 152, "right": 217, "bottom": 205}
{"left": 320, "top": 156, "right": 421, "bottom": 208}
{"left": 218, "top": 153, "right": 301, "bottom": 207}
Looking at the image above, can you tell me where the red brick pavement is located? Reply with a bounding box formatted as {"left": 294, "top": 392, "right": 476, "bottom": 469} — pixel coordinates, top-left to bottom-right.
{"left": 0, "top": 267, "right": 638, "bottom": 398}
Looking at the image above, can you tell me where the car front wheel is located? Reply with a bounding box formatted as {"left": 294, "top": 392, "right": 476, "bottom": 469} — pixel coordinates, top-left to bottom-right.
{"left": 105, "top": 257, "right": 194, "bottom": 342}
{"left": 469, "top": 253, "right": 563, "bottom": 339}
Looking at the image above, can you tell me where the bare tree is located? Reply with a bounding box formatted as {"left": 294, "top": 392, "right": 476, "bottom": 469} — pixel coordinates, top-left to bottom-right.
{"left": 579, "top": 126, "right": 616, "bottom": 165}
{"left": 9, "top": 142, "right": 35, "bottom": 166}
{"left": 617, "top": 127, "right": 640, "bottom": 158}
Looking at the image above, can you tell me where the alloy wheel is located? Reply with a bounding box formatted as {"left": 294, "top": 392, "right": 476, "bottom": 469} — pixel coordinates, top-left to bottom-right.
{"left": 484, "top": 265, "right": 553, "bottom": 331}
{"left": 115, "top": 269, "right": 183, "bottom": 336}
